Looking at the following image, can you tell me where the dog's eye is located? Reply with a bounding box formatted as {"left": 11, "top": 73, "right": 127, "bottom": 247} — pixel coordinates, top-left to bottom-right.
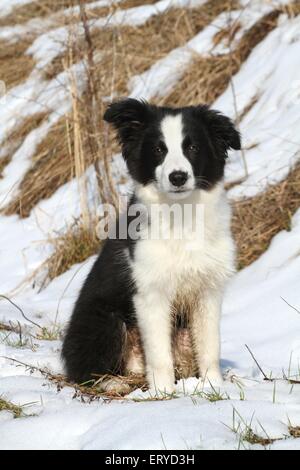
{"left": 154, "top": 146, "right": 164, "bottom": 155}
{"left": 188, "top": 144, "right": 199, "bottom": 152}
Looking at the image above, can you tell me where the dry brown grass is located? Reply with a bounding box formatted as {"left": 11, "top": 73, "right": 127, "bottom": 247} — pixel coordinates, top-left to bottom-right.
{"left": 49, "top": 370, "right": 147, "bottom": 401}
{"left": 289, "top": 425, "right": 300, "bottom": 438}
{"left": 4, "top": 116, "right": 77, "bottom": 217}
{"left": 236, "top": 93, "right": 259, "bottom": 125}
{"left": 6, "top": 356, "right": 146, "bottom": 401}
{"left": 212, "top": 19, "right": 241, "bottom": 47}
{"left": 0, "top": 0, "right": 159, "bottom": 28}
{"left": 241, "top": 429, "right": 279, "bottom": 447}
{"left": 44, "top": 0, "right": 238, "bottom": 81}
{"left": 162, "top": 1, "right": 300, "bottom": 107}
{"left": 232, "top": 163, "right": 300, "bottom": 269}
{"left": 0, "top": 112, "right": 48, "bottom": 178}
{"left": 3, "top": 102, "right": 117, "bottom": 219}
{"left": 0, "top": 156, "right": 11, "bottom": 179}
{"left": 0, "top": 398, "right": 26, "bottom": 418}
{"left": 0, "top": 39, "right": 35, "bottom": 90}
{"left": 281, "top": 1, "right": 300, "bottom": 17}
{"left": 46, "top": 220, "right": 100, "bottom": 281}
{"left": 0, "top": 0, "right": 99, "bottom": 27}
{"left": 162, "top": 9, "right": 281, "bottom": 107}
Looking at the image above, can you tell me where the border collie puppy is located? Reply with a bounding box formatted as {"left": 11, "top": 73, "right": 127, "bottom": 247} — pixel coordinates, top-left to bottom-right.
{"left": 62, "top": 99, "right": 240, "bottom": 393}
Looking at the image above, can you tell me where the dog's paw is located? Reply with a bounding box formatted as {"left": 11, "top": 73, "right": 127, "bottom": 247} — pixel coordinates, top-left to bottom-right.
{"left": 202, "top": 368, "right": 223, "bottom": 388}
{"left": 98, "top": 377, "right": 131, "bottom": 395}
{"left": 147, "top": 369, "right": 175, "bottom": 396}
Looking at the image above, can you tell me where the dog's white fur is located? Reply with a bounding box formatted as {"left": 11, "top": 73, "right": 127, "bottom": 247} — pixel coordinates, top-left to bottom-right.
{"left": 130, "top": 115, "right": 236, "bottom": 393}
{"left": 155, "top": 114, "right": 194, "bottom": 197}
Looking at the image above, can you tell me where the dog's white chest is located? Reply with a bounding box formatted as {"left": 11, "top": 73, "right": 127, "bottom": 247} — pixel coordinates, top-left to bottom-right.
{"left": 131, "top": 185, "right": 235, "bottom": 300}
{"left": 132, "top": 234, "right": 232, "bottom": 296}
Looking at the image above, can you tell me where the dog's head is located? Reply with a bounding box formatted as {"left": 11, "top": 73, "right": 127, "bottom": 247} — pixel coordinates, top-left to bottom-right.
{"left": 104, "top": 98, "right": 240, "bottom": 199}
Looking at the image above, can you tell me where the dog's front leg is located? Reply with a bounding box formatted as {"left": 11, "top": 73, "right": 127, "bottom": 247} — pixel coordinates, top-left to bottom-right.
{"left": 134, "top": 292, "right": 175, "bottom": 394}
{"left": 191, "top": 289, "right": 223, "bottom": 386}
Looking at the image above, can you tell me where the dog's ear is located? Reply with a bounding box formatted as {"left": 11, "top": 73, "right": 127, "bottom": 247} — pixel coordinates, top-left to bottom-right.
{"left": 195, "top": 106, "right": 241, "bottom": 157}
{"left": 104, "top": 98, "right": 149, "bottom": 143}
{"left": 208, "top": 109, "right": 241, "bottom": 151}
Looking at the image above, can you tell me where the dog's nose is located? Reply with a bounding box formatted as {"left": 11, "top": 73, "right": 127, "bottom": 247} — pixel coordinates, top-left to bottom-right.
{"left": 169, "top": 171, "right": 188, "bottom": 187}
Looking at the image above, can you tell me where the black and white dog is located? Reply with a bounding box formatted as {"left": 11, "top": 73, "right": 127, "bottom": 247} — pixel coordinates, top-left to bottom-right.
{"left": 62, "top": 99, "right": 240, "bottom": 393}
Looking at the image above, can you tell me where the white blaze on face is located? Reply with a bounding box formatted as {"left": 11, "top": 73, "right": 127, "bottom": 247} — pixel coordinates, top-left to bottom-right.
{"left": 155, "top": 114, "right": 195, "bottom": 197}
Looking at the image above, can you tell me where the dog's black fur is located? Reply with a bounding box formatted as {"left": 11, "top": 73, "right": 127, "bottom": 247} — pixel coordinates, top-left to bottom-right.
{"left": 62, "top": 99, "right": 240, "bottom": 383}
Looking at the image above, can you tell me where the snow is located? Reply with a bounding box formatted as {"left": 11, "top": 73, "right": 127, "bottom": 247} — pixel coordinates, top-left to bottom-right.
{"left": 222, "top": 208, "right": 300, "bottom": 377}
{"left": 1, "top": 0, "right": 300, "bottom": 451}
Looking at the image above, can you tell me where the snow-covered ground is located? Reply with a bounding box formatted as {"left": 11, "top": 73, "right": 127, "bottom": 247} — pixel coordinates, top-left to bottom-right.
{"left": 1, "top": 208, "right": 300, "bottom": 450}
{"left": 0, "top": 0, "right": 300, "bottom": 450}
